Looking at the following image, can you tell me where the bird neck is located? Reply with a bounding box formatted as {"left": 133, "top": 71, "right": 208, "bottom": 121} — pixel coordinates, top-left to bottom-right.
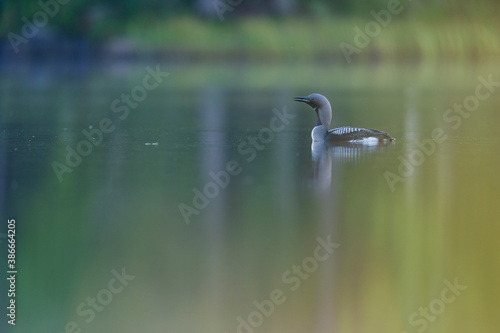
{"left": 315, "top": 108, "right": 322, "bottom": 126}
{"left": 315, "top": 106, "right": 332, "bottom": 129}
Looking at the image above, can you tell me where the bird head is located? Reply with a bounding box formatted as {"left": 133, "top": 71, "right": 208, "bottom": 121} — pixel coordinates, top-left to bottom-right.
{"left": 294, "top": 93, "right": 332, "bottom": 127}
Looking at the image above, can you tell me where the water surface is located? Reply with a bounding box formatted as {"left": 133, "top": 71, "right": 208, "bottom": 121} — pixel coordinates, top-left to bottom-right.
{"left": 2, "top": 62, "right": 500, "bottom": 333}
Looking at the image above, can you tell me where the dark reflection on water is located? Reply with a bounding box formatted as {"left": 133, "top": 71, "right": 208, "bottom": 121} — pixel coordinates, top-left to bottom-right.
{"left": 2, "top": 63, "right": 500, "bottom": 333}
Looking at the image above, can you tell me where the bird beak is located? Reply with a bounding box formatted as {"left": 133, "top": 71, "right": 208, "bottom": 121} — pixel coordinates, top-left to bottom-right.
{"left": 294, "top": 96, "right": 310, "bottom": 104}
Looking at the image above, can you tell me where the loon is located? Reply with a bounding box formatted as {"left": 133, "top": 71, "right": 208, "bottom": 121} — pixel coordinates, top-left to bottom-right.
{"left": 294, "top": 93, "right": 395, "bottom": 143}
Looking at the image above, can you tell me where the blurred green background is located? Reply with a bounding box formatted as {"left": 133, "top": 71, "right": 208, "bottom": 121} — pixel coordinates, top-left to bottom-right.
{"left": 2, "top": 0, "right": 500, "bottom": 62}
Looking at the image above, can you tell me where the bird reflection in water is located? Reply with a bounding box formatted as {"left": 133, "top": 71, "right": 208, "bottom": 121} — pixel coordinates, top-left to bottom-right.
{"left": 309, "top": 141, "right": 394, "bottom": 190}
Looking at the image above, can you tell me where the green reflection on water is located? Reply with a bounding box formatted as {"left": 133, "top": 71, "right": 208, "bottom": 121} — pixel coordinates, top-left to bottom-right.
{"left": 2, "top": 63, "right": 500, "bottom": 333}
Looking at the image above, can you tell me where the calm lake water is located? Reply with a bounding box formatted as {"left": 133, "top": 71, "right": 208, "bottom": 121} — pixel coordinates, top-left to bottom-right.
{"left": 2, "top": 62, "right": 500, "bottom": 333}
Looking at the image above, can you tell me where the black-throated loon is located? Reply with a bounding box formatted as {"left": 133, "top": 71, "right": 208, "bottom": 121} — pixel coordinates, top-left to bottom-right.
{"left": 294, "top": 93, "right": 395, "bottom": 143}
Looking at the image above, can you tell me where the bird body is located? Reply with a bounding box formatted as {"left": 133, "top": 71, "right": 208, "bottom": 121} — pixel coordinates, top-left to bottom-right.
{"left": 294, "top": 93, "right": 395, "bottom": 143}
